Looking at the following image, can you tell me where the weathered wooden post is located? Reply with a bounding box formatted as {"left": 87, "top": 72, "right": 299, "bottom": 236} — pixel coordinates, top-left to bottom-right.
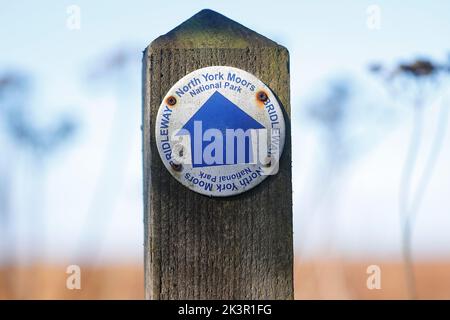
{"left": 142, "top": 9, "right": 292, "bottom": 299}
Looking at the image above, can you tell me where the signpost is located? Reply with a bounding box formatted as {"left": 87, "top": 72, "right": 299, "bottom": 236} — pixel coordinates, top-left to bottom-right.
{"left": 143, "top": 9, "right": 293, "bottom": 299}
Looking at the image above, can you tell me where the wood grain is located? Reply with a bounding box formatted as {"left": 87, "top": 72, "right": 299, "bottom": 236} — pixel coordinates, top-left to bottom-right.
{"left": 142, "top": 9, "right": 292, "bottom": 299}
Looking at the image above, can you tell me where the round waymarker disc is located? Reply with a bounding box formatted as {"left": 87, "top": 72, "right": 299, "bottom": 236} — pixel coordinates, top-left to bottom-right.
{"left": 155, "top": 66, "right": 285, "bottom": 197}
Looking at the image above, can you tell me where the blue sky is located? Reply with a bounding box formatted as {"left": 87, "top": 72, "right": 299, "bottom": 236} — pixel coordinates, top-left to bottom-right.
{"left": 1, "top": 1, "right": 450, "bottom": 263}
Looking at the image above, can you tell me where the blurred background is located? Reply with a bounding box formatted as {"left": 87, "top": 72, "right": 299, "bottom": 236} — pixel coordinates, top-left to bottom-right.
{"left": 1, "top": 0, "right": 450, "bottom": 299}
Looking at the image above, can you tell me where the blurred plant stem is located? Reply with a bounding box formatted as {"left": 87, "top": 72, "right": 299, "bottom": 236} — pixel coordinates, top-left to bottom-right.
{"left": 400, "top": 96, "right": 449, "bottom": 300}
{"left": 0, "top": 70, "right": 77, "bottom": 298}
{"left": 75, "top": 46, "right": 137, "bottom": 264}
{"left": 398, "top": 97, "right": 423, "bottom": 300}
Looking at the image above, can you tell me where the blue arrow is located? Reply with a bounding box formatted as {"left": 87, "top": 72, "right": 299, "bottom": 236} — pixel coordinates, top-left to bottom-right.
{"left": 178, "top": 91, "right": 264, "bottom": 167}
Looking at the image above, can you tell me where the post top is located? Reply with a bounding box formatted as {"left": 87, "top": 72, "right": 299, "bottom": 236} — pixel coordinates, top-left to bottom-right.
{"left": 149, "top": 9, "right": 283, "bottom": 49}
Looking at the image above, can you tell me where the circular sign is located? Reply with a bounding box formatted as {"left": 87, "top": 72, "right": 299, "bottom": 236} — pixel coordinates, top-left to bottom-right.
{"left": 155, "top": 66, "right": 285, "bottom": 197}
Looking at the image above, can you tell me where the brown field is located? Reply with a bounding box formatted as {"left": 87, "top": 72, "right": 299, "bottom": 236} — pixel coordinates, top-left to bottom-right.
{"left": 1, "top": 259, "right": 449, "bottom": 299}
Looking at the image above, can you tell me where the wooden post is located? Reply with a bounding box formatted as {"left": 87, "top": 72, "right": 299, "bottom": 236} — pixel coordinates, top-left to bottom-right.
{"left": 142, "top": 9, "right": 292, "bottom": 299}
